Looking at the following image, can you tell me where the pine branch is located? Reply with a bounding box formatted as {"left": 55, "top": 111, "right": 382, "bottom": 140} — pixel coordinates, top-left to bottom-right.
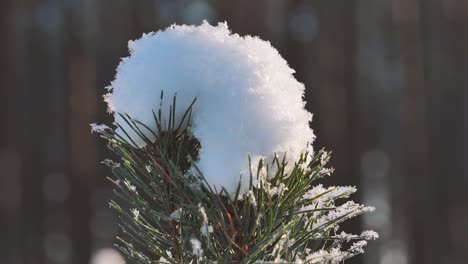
{"left": 94, "top": 95, "right": 377, "bottom": 263}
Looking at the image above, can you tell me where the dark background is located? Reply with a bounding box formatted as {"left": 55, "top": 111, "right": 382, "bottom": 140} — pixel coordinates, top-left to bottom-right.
{"left": 0, "top": 0, "right": 466, "bottom": 263}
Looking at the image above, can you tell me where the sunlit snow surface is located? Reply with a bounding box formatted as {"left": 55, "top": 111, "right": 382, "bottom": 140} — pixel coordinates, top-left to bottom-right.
{"left": 104, "top": 21, "right": 315, "bottom": 195}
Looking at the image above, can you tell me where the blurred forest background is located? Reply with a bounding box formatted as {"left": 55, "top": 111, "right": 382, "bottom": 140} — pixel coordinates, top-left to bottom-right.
{"left": 0, "top": 0, "right": 466, "bottom": 264}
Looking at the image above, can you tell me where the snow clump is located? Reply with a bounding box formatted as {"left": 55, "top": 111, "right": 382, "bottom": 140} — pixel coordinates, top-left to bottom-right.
{"left": 104, "top": 21, "right": 315, "bottom": 196}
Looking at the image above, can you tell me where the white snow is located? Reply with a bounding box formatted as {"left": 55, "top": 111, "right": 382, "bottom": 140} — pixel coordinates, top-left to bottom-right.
{"left": 124, "top": 179, "right": 137, "bottom": 192}
{"left": 199, "top": 205, "right": 208, "bottom": 224}
{"left": 303, "top": 185, "right": 357, "bottom": 206}
{"left": 189, "top": 237, "right": 203, "bottom": 256}
{"left": 248, "top": 190, "right": 257, "bottom": 206}
{"left": 101, "top": 159, "right": 121, "bottom": 169}
{"left": 131, "top": 208, "right": 140, "bottom": 221}
{"left": 198, "top": 205, "right": 213, "bottom": 237}
{"left": 104, "top": 21, "right": 315, "bottom": 196}
{"left": 360, "top": 230, "right": 379, "bottom": 240}
{"left": 90, "top": 123, "right": 110, "bottom": 133}
{"left": 170, "top": 208, "right": 181, "bottom": 220}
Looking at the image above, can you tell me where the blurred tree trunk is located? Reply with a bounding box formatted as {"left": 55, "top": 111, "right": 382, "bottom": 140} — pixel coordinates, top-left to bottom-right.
{"left": 418, "top": 1, "right": 454, "bottom": 261}
{"left": 283, "top": 0, "right": 319, "bottom": 116}
{"left": 316, "top": 2, "right": 363, "bottom": 262}
{"left": 461, "top": 0, "right": 468, "bottom": 261}
{"left": 392, "top": 0, "right": 427, "bottom": 262}
{"left": 0, "top": 0, "right": 6, "bottom": 257}
{"left": 316, "top": 0, "right": 357, "bottom": 184}
{"left": 14, "top": 0, "right": 47, "bottom": 263}
{"left": 390, "top": 1, "right": 467, "bottom": 263}
{"left": 66, "top": 1, "right": 100, "bottom": 263}
{"left": 37, "top": 1, "right": 70, "bottom": 263}
{"left": 444, "top": 0, "right": 467, "bottom": 262}
{"left": 0, "top": 2, "right": 23, "bottom": 264}
{"left": 0, "top": 0, "right": 7, "bottom": 144}
{"left": 356, "top": 1, "right": 403, "bottom": 263}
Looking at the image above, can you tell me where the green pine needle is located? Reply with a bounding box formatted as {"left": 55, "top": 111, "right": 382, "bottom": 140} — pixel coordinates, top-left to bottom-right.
{"left": 95, "top": 95, "right": 377, "bottom": 263}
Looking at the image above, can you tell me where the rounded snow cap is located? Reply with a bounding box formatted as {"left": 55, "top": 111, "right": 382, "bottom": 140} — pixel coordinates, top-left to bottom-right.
{"left": 105, "top": 21, "right": 315, "bottom": 196}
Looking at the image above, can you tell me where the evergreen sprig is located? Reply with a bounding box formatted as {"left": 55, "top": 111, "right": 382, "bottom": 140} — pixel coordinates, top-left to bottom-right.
{"left": 94, "top": 95, "right": 377, "bottom": 263}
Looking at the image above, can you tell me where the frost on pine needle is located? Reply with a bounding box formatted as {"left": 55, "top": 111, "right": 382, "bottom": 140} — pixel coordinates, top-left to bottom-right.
{"left": 101, "top": 159, "right": 121, "bottom": 169}
{"left": 313, "top": 201, "right": 375, "bottom": 230}
{"left": 145, "top": 165, "right": 152, "bottom": 173}
{"left": 306, "top": 247, "right": 348, "bottom": 263}
{"left": 304, "top": 240, "right": 373, "bottom": 264}
{"left": 131, "top": 208, "right": 140, "bottom": 221}
{"left": 100, "top": 111, "right": 377, "bottom": 263}
{"left": 90, "top": 123, "right": 110, "bottom": 133}
{"left": 104, "top": 21, "right": 315, "bottom": 195}
{"left": 360, "top": 230, "right": 379, "bottom": 240}
{"left": 302, "top": 184, "right": 357, "bottom": 208}
{"left": 123, "top": 179, "right": 137, "bottom": 192}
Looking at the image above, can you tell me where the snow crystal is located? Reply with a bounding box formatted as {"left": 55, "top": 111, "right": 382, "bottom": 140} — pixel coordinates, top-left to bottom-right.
{"left": 336, "top": 231, "right": 359, "bottom": 242}
{"left": 104, "top": 21, "right": 315, "bottom": 196}
{"left": 158, "top": 257, "right": 170, "bottom": 263}
{"left": 198, "top": 205, "right": 213, "bottom": 237}
{"left": 319, "top": 167, "right": 334, "bottom": 177}
{"left": 347, "top": 240, "right": 368, "bottom": 255}
{"left": 199, "top": 205, "right": 208, "bottom": 223}
{"left": 131, "top": 208, "right": 140, "bottom": 221}
{"left": 101, "top": 159, "right": 121, "bottom": 169}
{"left": 300, "top": 185, "right": 357, "bottom": 214}
{"left": 145, "top": 165, "right": 152, "bottom": 173}
{"left": 90, "top": 123, "right": 110, "bottom": 133}
{"left": 248, "top": 190, "right": 257, "bottom": 206}
{"left": 189, "top": 238, "right": 203, "bottom": 256}
{"left": 200, "top": 224, "right": 213, "bottom": 237}
{"left": 170, "top": 208, "right": 181, "bottom": 220}
{"left": 360, "top": 230, "right": 379, "bottom": 240}
{"left": 124, "top": 179, "right": 137, "bottom": 192}
{"left": 314, "top": 201, "right": 375, "bottom": 229}
{"left": 305, "top": 247, "right": 346, "bottom": 263}
{"left": 303, "top": 185, "right": 356, "bottom": 204}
